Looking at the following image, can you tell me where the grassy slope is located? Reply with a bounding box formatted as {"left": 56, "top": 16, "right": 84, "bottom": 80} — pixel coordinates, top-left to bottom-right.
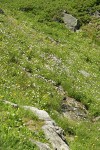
{"left": 0, "top": 0, "right": 100, "bottom": 150}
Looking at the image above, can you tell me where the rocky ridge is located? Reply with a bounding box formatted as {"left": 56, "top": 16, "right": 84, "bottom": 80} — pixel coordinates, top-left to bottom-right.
{"left": 3, "top": 100, "right": 69, "bottom": 150}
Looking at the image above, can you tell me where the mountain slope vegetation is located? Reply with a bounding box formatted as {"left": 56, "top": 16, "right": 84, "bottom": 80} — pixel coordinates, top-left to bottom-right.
{"left": 0, "top": 0, "right": 100, "bottom": 150}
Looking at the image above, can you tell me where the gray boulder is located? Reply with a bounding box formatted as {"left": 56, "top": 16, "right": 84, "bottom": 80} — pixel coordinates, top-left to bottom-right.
{"left": 62, "top": 11, "right": 80, "bottom": 31}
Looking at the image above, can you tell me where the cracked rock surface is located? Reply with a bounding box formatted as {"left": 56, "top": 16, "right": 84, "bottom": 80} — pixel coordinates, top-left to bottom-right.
{"left": 24, "top": 106, "right": 69, "bottom": 150}
{"left": 30, "top": 139, "right": 51, "bottom": 150}
{"left": 61, "top": 97, "right": 88, "bottom": 120}
{"left": 3, "top": 101, "right": 69, "bottom": 150}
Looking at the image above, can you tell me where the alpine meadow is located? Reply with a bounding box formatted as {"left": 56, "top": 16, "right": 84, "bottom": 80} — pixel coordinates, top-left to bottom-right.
{"left": 0, "top": 0, "right": 100, "bottom": 150}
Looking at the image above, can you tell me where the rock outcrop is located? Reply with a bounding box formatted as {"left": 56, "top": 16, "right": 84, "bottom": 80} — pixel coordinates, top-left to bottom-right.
{"left": 3, "top": 100, "right": 69, "bottom": 150}
{"left": 24, "top": 106, "right": 69, "bottom": 150}
{"left": 30, "top": 139, "right": 51, "bottom": 150}
{"left": 42, "top": 121, "right": 69, "bottom": 150}
{"left": 62, "top": 11, "right": 80, "bottom": 31}
{"left": 62, "top": 97, "right": 88, "bottom": 120}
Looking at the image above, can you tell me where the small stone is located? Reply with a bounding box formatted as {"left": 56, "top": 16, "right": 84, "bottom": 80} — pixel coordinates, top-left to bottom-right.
{"left": 93, "top": 11, "right": 100, "bottom": 18}
{"left": 92, "top": 116, "right": 100, "bottom": 122}
{"left": 79, "top": 70, "right": 90, "bottom": 77}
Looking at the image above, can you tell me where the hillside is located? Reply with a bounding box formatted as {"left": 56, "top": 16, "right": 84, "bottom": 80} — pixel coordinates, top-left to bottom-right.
{"left": 0, "top": 0, "right": 100, "bottom": 150}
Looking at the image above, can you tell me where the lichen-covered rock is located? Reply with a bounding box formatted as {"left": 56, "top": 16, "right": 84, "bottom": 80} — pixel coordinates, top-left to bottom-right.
{"left": 61, "top": 97, "right": 88, "bottom": 120}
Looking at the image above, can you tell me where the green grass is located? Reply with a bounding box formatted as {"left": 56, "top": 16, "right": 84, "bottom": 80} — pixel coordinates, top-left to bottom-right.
{"left": 0, "top": 101, "right": 47, "bottom": 150}
{"left": 70, "top": 121, "right": 100, "bottom": 150}
{"left": 0, "top": 0, "right": 100, "bottom": 149}
{"left": 1, "top": 0, "right": 100, "bottom": 24}
{"left": 51, "top": 111, "right": 100, "bottom": 150}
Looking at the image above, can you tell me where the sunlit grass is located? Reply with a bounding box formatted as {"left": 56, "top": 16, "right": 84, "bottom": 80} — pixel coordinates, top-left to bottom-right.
{"left": 0, "top": 1, "right": 100, "bottom": 149}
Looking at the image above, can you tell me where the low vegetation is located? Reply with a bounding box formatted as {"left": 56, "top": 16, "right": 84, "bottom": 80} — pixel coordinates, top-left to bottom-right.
{"left": 0, "top": 0, "right": 100, "bottom": 149}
